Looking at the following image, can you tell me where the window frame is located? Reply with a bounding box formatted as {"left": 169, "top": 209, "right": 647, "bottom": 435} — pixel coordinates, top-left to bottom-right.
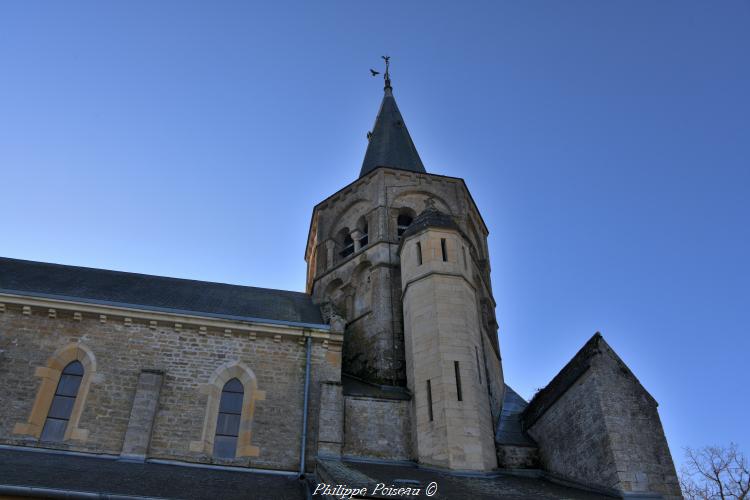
{"left": 13, "top": 343, "right": 96, "bottom": 443}
{"left": 213, "top": 378, "right": 244, "bottom": 459}
{"left": 191, "top": 360, "right": 265, "bottom": 460}
{"left": 40, "top": 360, "right": 85, "bottom": 442}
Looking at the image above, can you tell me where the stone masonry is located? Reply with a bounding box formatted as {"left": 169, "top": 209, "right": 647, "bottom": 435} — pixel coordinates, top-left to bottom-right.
{"left": 305, "top": 167, "right": 501, "bottom": 391}
{"left": 120, "top": 369, "right": 164, "bottom": 461}
{"left": 342, "top": 396, "right": 412, "bottom": 460}
{"left": 400, "top": 222, "right": 499, "bottom": 471}
{"left": 523, "top": 334, "right": 682, "bottom": 498}
{"left": 0, "top": 300, "right": 341, "bottom": 472}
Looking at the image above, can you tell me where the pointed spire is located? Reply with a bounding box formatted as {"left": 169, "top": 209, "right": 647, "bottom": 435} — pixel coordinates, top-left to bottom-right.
{"left": 359, "top": 57, "right": 426, "bottom": 178}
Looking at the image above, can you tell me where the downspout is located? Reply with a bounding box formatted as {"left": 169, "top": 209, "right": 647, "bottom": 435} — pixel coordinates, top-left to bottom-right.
{"left": 299, "top": 334, "right": 312, "bottom": 478}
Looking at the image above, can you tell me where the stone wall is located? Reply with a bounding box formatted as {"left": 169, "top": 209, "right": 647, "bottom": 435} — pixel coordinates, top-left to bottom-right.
{"left": 594, "top": 343, "right": 681, "bottom": 498}
{"left": 496, "top": 444, "right": 539, "bottom": 469}
{"left": 342, "top": 396, "right": 411, "bottom": 460}
{"left": 306, "top": 167, "right": 497, "bottom": 387}
{"left": 0, "top": 302, "right": 340, "bottom": 472}
{"left": 316, "top": 382, "right": 344, "bottom": 458}
{"left": 400, "top": 227, "right": 499, "bottom": 471}
{"left": 525, "top": 369, "right": 617, "bottom": 487}
{"left": 524, "top": 334, "right": 681, "bottom": 499}
{"left": 481, "top": 333, "right": 505, "bottom": 428}
{"left": 120, "top": 369, "right": 164, "bottom": 460}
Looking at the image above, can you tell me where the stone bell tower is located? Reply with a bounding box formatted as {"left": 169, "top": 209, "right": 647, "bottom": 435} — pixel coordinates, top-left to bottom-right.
{"left": 304, "top": 63, "right": 505, "bottom": 468}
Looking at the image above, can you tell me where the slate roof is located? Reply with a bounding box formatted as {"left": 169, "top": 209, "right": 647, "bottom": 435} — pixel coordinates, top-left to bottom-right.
{"left": 0, "top": 257, "right": 325, "bottom": 328}
{"left": 359, "top": 86, "right": 426, "bottom": 178}
{"left": 0, "top": 447, "right": 305, "bottom": 499}
{"left": 400, "top": 206, "right": 459, "bottom": 241}
{"left": 495, "top": 385, "right": 537, "bottom": 447}
{"left": 342, "top": 373, "right": 411, "bottom": 401}
{"left": 317, "top": 458, "right": 618, "bottom": 499}
{"left": 522, "top": 332, "right": 656, "bottom": 428}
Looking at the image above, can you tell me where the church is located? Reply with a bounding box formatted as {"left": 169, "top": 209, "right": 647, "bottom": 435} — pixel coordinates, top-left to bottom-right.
{"left": 0, "top": 64, "right": 682, "bottom": 499}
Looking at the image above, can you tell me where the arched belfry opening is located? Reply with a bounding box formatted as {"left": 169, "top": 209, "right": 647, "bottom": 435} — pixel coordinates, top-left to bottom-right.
{"left": 396, "top": 208, "right": 416, "bottom": 240}
{"left": 356, "top": 216, "right": 369, "bottom": 248}
{"left": 336, "top": 227, "right": 354, "bottom": 260}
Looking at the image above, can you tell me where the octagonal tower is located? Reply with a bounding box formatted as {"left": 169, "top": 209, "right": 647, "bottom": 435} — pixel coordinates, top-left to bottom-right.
{"left": 304, "top": 73, "right": 505, "bottom": 468}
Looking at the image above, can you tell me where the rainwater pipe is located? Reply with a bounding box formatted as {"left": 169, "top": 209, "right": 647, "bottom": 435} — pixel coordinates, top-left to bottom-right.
{"left": 299, "top": 334, "right": 312, "bottom": 478}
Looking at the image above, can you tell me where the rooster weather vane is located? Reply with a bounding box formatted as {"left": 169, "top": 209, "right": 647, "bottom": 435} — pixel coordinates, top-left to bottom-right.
{"left": 370, "top": 55, "right": 392, "bottom": 90}
{"left": 366, "top": 56, "right": 393, "bottom": 141}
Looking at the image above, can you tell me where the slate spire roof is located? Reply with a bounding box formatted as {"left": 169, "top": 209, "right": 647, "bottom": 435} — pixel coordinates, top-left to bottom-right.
{"left": 359, "top": 73, "right": 426, "bottom": 178}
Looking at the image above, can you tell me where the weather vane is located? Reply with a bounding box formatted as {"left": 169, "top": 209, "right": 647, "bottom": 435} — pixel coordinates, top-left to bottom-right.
{"left": 370, "top": 55, "right": 392, "bottom": 90}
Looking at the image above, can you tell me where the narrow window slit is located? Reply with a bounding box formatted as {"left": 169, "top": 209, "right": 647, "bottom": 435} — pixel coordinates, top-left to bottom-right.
{"left": 454, "top": 361, "right": 463, "bottom": 401}
{"left": 441, "top": 238, "right": 447, "bottom": 262}
{"left": 416, "top": 242, "right": 422, "bottom": 265}
{"left": 475, "top": 346, "right": 482, "bottom": 384}
{"left": 426, "top": 380, "right": 434, "bottom": 421}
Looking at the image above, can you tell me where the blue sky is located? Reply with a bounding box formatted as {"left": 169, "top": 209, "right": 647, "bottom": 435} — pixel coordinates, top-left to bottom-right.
{"left": 1, "top": 1, "right": 748, "bottom": 469}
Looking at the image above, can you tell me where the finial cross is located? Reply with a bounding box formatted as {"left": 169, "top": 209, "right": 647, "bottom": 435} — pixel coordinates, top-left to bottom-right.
{"left": 382, "top": 55, "right": 391, "bottom": 89}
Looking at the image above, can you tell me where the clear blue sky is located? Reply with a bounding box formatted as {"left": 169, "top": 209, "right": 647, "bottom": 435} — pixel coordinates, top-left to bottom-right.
{"left": 1, "top": 1, "right": 748, "bottom": 469}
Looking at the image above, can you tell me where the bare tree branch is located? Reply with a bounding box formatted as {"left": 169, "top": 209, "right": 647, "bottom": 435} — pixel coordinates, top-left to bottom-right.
{"left": 680, "top": 444, "right": 750, "bottom": 500}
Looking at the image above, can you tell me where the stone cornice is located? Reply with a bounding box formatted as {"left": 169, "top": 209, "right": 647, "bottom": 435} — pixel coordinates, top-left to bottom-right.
{"left": 401, "top": 269, "right": 476, "bottom": 298}
{"left": 0, "top": 292, "right": 340, "bottom": 344}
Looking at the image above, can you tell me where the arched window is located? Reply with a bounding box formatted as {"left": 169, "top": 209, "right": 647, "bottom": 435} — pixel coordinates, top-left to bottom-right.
{"left": 40, "top": 361, "right": 84, "bottom": 442}
{"left": 213, "top": 378, "right": 244, "bottom": 458}
{"left": 190, "top": 361, "right": 264, "bottom": 459}
{"left": 359, "top": 222, "right": 369, "bottom": 247}
{"left": 14, "top": 344, "right": 96, "bottom": 443}
{"left": 397, "top": 214, "right": 413, "bottom": 239}
{"left": 340, "top": 234, "right": 354, "bottom": 258}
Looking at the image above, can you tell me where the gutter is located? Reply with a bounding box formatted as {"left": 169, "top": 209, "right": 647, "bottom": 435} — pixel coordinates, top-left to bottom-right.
{"left": 0, "top": 443, "right": 298, "bottom": 477}
{"left": 0, "top": 484, "right": 164, "bottom": 499}
{"left": 0, "top": 289, "right": 330, "bottom": 331}
{"left": 299, "top": 335, "right": 312, "bottom": 478}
